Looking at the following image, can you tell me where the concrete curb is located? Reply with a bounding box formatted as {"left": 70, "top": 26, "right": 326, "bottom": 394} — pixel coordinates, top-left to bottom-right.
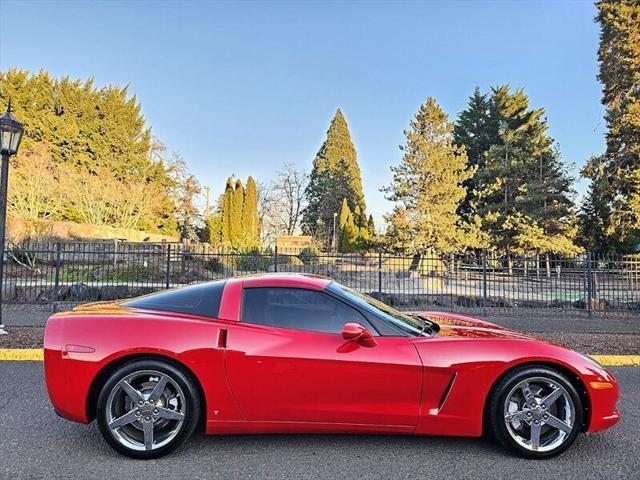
{"left": 1, "top": 349, "right": 639, "bottom": 366}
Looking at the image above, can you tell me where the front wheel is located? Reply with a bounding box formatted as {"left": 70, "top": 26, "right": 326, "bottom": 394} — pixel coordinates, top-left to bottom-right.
{"left": 487, "top": 366, "right": 583, "bottom": 459}
{"left": 96, "top": 359, "right": 201, "bottom": 459}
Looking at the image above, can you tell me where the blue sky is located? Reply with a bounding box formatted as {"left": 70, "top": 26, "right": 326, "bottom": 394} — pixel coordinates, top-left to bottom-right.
{"left": 0, "top": 0, "right": 604, "bottom": 225}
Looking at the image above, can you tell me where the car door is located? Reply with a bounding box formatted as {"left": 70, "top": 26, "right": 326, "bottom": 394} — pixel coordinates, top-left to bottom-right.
{"left": 224, "top": 286, "right": 422, "bottom": 428}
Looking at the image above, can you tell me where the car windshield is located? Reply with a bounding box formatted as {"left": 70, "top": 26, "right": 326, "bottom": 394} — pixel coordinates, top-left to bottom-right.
{"left": 327, "top": 282, "right": 435, "bottom": 336}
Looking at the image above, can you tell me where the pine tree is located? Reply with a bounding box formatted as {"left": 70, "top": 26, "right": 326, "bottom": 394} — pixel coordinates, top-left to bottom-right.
{"left": 383, "top": 97, "right": 474, "bottom": 253}
{"left": 302, "top": 109, "right": 367, "bottom": 244}
{"left": 454, "top": 87, "right": 492, "bottom": 218}
{"left": 585, "top": 1, "right": 640, "bottom": 248}
{"left": 474, "top": 85, "right": 579, "bottom": 255}
{"left": 578, "top": 163, "right": 615, "bottom": 255}
{"left": 367, "top": 214, "right": 376, "bottom": 237}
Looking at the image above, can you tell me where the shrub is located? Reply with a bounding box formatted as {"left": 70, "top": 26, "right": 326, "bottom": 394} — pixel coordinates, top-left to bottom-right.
{"left": 203, "top": 257, "right": 224, "bottom": 274}
{"left": 298, "top": 246, "right": 320, "bottom": 265}
{"left": 235, "top": 249, "right": 272, "bottom": 272}
{"left": 102, "top": 265, "right": 159, "bottom": 282}
{"left": 276, "top": 254, "right": 304, "bottom": 267}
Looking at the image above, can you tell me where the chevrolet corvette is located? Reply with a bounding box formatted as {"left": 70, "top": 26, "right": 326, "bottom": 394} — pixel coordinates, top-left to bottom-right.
{"left": 44, "top": 273, "right": 620, "bottom": 459}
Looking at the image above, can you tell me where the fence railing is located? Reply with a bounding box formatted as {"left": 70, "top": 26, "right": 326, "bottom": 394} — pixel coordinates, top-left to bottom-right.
{"left": 2, "top": 240, "right": 639, "bottom": 317}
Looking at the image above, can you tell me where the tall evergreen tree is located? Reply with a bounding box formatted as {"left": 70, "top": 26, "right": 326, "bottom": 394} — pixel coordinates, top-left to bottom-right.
{"left": 578, "top": 159, "right": 617, "bottom": 255}
{"left": 454, "top": 87, "right": 492, "bottom": 218}
{"left": 218, "top": 176, "right": 261, "bottom": 250}
{"left": 338, "top": 198, "right": 358, "bottom": 253}
{"left": 0, "top": 69, "right": 152, "bottom": 175}
{"left": 383, "top": 97, "right": 474, "bottom": 253}
{"left": 231, "top": 179, "right": 244, "bottom": 247}
{"left": 367, "top": 214, "right": 376, "bottom": 237}
{"left": 0, "top": 69, "right": 202, "bottom": 235}
{"left": 584, "top": 1, "right": 640, "bottom": 249}
{"left": 474, "top": 86, "right": 578, "bottom": 255}
{"left": 302, "top": 109, "right": 367, "bottom": 243}
{"left": 242, "top": 176, "right": 260, "bottom": 248}
{"left": 222, "top": 178, "right": 235, "bottom": 246}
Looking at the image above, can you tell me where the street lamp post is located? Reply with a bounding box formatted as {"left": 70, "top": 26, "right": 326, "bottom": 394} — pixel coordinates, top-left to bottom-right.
{"left": 332, "top": 212, "right": 338, "bottom": 253}
{"left": 0, "top": 102, "right": 25, "bottom": 335}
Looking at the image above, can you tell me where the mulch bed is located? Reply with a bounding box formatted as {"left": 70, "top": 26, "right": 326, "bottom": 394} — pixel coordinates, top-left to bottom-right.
{"left": 0, "top": 326, "right": 638, "bottom": 354}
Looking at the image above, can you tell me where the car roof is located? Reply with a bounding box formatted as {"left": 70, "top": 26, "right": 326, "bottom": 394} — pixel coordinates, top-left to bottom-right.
{"left": 240, "top": 272, "right": 332, "bottom": 291}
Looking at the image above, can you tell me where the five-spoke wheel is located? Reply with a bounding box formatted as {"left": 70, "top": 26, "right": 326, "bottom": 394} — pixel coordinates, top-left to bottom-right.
{"left": 97, "top": 360, "right": 200, "bottom": 458}
{"left": 488, "top": 366, "right": 583, "bottom": 458}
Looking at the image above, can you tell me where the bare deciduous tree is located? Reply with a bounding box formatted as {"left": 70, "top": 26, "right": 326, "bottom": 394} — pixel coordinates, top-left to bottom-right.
{"left": 260, "top": 164, "right": 308, "bottom": 243}
{"left": 64, "top": 165, "right": 164, "bottom": 230}
{"left": 7, "top": 143, "right": 65, "bottom": 222}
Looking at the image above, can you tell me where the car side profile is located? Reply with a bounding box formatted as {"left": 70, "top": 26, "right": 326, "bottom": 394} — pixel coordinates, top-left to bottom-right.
{"left": 44, "top": 273, "right": 620, "bottom": 459}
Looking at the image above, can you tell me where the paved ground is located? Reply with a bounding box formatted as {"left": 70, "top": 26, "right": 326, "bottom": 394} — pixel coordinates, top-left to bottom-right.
{"left": 0, "top": 363, "right": 637, "bottom": 480}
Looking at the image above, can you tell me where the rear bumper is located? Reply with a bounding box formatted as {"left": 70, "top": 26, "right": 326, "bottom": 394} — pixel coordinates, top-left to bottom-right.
{"left": 44, "top": 347, "right": 93, "bottom": 424}
{"left": 44, "top": 316, "right": 93, "bottom": 424}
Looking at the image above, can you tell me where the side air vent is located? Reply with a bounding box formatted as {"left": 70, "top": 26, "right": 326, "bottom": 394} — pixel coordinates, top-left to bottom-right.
{"left": 438, "top": 373, "right": 457, "bottom": 411}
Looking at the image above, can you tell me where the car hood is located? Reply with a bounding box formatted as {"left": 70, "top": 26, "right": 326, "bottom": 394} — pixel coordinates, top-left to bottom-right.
{"left": 408, "top": 311, "right": 540, "bottom": 341}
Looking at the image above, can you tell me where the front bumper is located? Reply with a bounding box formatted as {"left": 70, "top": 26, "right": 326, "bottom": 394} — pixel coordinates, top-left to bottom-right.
{"left": 585, "top": 368, "right": 621, "bottom": 433}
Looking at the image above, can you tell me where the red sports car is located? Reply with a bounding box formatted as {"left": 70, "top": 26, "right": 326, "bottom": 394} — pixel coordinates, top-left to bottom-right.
{"left": 44, "top": 273, "right": 620, "bottom": 459}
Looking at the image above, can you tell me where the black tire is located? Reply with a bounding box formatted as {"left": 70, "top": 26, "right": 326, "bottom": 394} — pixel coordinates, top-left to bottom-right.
{"left": 487, "top": 365, "right": 583, "bottom": 459}
{"left": 96, "top": 359, "right": 201, "bottom": 459}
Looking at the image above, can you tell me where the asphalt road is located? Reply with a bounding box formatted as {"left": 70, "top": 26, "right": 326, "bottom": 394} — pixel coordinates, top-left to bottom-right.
{"left": 0, "top": 363, "right": 638, "bottom": 480}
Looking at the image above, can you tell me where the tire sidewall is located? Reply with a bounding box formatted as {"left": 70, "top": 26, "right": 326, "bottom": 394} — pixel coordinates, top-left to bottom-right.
{"left": 96, "top": 359, "right": 200, "bottom": 459}
{"left": 490, "top": 366, "right": 583, "bottom": 459}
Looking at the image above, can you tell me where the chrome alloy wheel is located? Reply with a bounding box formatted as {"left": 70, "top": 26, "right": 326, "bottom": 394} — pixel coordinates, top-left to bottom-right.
{"left": 105, "top": 370, "right": 186, "bottom": 452}
{"left": 503, "top": 376, "right": 576, "bottom": 453}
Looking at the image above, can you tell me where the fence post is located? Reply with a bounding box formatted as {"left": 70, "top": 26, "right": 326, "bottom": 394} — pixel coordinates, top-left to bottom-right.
{"left": 53, "top": 243, "right": 62, "bottom": 313}
{"left": 274, "top": 246, "right": 278, "bottom": 273}
{"left": 482, "top": 249, "right": 488, "bottom": 317}
{"left": 113, "top": 239, "right": 118, "bottom": 267}
{"left": 378, "top": 250, "right": 382, "bottom": 296}
{"left": 586, "top": 251, "right": 593, "bottom": 317}
{"left": 165, "top": 244, "right": 171, "bottom": 289}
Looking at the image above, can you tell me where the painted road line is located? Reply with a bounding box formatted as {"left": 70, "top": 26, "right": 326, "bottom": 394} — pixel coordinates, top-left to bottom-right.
{"left": 590, "top": 355, "right": 640, "bottom": 367}
{"left": 0, "top": 349, "right": 639, "bottom": 366}
{"left": 0, "top": 349, "right": 44, "bottom": 361}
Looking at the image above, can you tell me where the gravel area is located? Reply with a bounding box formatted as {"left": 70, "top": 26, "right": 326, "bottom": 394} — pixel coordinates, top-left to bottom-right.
{"left": 0, "top": 327, "right": 45, "bottom": 348}
{"left": 1, "top": 326, "right": 638, "bottom": 354}
{"left": 533, "top": 331, "right": 640, "bottom": 355}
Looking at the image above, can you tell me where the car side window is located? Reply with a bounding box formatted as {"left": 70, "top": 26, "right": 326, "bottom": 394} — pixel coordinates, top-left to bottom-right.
{"left": 242, "top": 287, "right": 375, "bottom": 335}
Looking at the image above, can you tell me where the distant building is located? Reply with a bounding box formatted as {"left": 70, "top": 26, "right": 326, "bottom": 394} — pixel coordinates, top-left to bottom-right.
{"left": 276, "top": 235, "right": 313, "bottom": 253}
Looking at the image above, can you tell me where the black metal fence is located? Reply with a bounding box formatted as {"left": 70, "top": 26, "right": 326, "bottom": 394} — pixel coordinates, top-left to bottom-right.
{"left": 2, "top": 240, "right": 639, "bottom": 317}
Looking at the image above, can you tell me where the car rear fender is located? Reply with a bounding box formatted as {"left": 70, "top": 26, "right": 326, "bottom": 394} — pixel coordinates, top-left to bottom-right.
{"left": 44, "top": 313, "right": 245, "bottom": 425}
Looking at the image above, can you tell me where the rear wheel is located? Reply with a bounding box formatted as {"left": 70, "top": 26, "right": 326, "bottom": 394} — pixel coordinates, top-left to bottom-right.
{"left": 96, "top": 359, "right": 200, "bottom": 459}
{"left": 487, "top": 366, "right": 583, "bottom": 459}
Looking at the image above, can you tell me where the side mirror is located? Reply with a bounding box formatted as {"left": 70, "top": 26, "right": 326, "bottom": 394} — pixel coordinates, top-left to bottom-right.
{"left": 342, "top": 323, "right": 377, "bottom": 347}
